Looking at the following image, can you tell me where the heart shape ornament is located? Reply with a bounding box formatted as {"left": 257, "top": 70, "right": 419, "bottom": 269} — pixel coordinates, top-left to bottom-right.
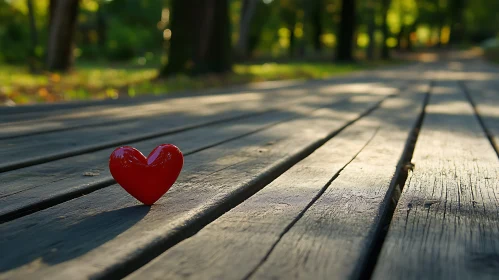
{"left": 109, "top": 144, "right": 183, "bottom": 205}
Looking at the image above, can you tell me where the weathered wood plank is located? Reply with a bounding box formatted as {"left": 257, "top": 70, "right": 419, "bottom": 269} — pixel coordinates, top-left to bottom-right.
{"left": 0, "top": 78, "right": 398, "bottom": 172}
{"left": 0, "top": 84, "right": 397, "bottom": 280}
{"left": 0, "top": 78, "right": 307, "bottom": 117}
{"left": 372, "top": 81, "right": 499, "bottom": 279}
{"left": 0, "top": 75, "right": 317, "bottom": 117}
{"left": 0, "top": 100, "right": 270, "bottom": 171}
{"left": 0, "top": 85, "right": 321, "bottom": 138}
{"left": 463, "top": 72, "right": 499, "bottom": 156}
{"left": 0, "top": 83, "right": 403, "bottom": 223}
{"left": 0, "top": 92, "right": 265, "bottom": 138}
{"left": 126, "top": 83, "right": 429, "bottom": 280}
{"left": 0, "top": 91, "right": 329, "bottom": 171}
{"left": 0, "top": 73, "right": 386, "bottom": 138}
{"left": 0, "top": 106, "right": 303, "bottom": 222}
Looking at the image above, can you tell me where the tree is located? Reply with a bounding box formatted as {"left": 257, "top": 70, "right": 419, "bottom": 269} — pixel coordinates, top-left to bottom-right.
{"left": 336, "top": 0, "right": 356, "bottom": 61}
{"left": 366, "top": 0, "right": 376, "bottom": 59}
{"left": 308, "top": 0, "right": 323, "bottom": 52}
{"left": 46, "top": 0, "right": 79, "bottom": 72}
{"left": 280, "top": 0, "right": 299, "bottom": 58}
{"left": 162, "top": 0, "right": 232, "bottom": 76}
{"left": 449, "top": 0, "right": 465, "bottom": 44}
{"left": 247, "top": 1, "right": 274, "bottom": 57}
{"left": 381, "top": 0, "right": 391, "bottom": 59}
{"left": 26, "top": 0, "right": 38, "bottom": 72}
{"left": 236, "top": 0, "right": 258, "bottom": 59}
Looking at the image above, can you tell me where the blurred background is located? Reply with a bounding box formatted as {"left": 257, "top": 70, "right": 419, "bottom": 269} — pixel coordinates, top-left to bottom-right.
{"left": 0, "top": 0, "right": 498, "bottom": 105}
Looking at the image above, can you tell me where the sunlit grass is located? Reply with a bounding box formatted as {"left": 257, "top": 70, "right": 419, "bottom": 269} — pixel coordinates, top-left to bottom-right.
{"left": 0, "top": 60, "right": 402, "bottom": 105}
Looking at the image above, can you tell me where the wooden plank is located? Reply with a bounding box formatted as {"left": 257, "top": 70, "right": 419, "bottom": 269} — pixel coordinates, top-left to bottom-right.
{"left": 462, "top": 71, "right": 499, "bottom": 156}
{"left": 0, "top": 83, "right": 402, "bottom": 223}
{"left": 372, "top": 81, "right": 499, "bottom": 280}
{"left": 0, "top": 73, "right": 384, "bottom": 137}
{"left": 0, "top": 92, "right": 265, "bottom": 138}
{"left": 0, "top": 74, "right": 327, "bottom": 117}
{"left": 0, "top": 106, "right": 264, "bottom": 172}
{"left": 1, "top": 86, "right": 322, "bottom": 138}
{"left": 0, "top": 78, "right": 404, "bottom": 172}
{"left": 0, "top": 108, "right": 300, "bottom": 222}
{"left": 0, "top": 84, "right": 397, "bottom": 280}
{"left": 0, "top": 78, "right": 306, "bottom": 117}
{"left": 0, "top": 98, "right": 271, "bottom": 169}
{"left": 126, "top": 83, "right": 430, "bottom": 280}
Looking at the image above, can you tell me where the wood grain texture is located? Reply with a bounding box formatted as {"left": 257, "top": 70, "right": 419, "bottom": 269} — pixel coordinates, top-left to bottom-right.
{"left": 0, "top": 109, "right": 296, "bottom": 222}
{"left": 0, "top": 95, "right": 276, "bottom": 171}
{"left": 125, "top": 83, "right": 429, "bottom": 280}
{"left": 0, "top": 78, "right": 309, "bottom": 121}
{"left": 372, "top": 81, "right": 499, "bottom": 280}
{"left": 0, "top": 87, "right": 301, "bottom": 138}
{"left": 0, "top": 73, "right": 316, "bottom": 117}
{"left": 462, "top": 62, "right": 499, "bottom": 156}
{"left": 0, "top": 72, "right": 393, "bottom": 138}
{"left": 0, "top": 92, "right": 266, "bottom": 139}
{"left": 239, "top": 84, "right": 428, "bottom": 280}
{"left": 0, "top": 84, "right": 397, "bottom": 280}
{"left": 0, "top": 81, "right": 400, "bottom": 222}
{"left": 0, "top": 78, "right": 401, "bottom": 172}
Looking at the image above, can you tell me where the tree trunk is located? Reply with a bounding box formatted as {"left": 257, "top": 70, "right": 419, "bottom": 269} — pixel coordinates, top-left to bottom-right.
{"left": 162, "top": 0, "right": 232, "bottom": 76}
{"left": 449, "top": 0, "right": 465, "bottom": 44}
{"left": 336, "top": 0, "right": 356, "bottom": 61}
{"left": 96, "top": 5, "right": 106, "bottom": 47}
{"left": 27, "top": 0, "right": 38, "bottom": 73}
{"left": 310, "top": 0, "right": 323, "bottom": 52}
{"left": 235, "top": 0, "right": 257, "bottom": 59}
{"left": 288, "top": 23, "right": 296, "bottom": 58}
{"left": 366, "top": 0, "right": 376, "bottom": 60}
{"left": 396, "top": 24, "right": 406, "bottom": 50}
{"left": 247, "top": 1, "right": 272, "bottom": 57}
{"left": 46, "top": 0, "right": 79, "bottom": 72}
{"left": 405, "top": 22, "right": 417, "bottom": 51}
{"left": 381, "top": 0, "right": 391, "bottom": 59}
{"left": 49, "top": 0, "right": 56, "bottom": 27}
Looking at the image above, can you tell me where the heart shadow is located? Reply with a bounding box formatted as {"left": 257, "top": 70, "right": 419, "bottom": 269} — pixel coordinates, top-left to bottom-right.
{"left": 0, "top": 205, "right": 150, "bottom": 272}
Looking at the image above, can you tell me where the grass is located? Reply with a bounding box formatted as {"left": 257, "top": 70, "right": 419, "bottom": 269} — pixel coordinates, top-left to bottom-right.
{"left": 0, "top": 60, "right": 402, "bottom": 105}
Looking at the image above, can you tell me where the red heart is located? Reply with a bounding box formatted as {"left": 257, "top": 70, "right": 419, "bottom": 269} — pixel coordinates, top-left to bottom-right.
{"left": 109, "top": 144, "right": 183, "bottom": 205}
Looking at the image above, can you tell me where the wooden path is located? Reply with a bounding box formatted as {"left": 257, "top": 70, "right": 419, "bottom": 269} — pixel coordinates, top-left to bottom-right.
{"left": 1, "top": 60, "right": 499, "bottom": 280}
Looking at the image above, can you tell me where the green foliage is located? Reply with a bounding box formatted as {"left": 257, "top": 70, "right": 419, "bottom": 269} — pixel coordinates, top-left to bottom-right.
{"left": 1, "top": 0, "right": 498, "bottom": 67}
{"left": 0, "top": 1, "right": 30, "bottom": 63}
{"left": 78, "top": 0, "right": 163, "bottom": 61}
{"left": 104, "top": 19, "right": 147, "bottom": 60}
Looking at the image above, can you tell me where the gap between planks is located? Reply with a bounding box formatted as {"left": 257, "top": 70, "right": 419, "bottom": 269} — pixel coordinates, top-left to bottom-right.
{"left": 244, "top": 84, "right": 431, "bottom": 280}
{"left": 356, "top": 81, "right": 431, "bottom": 279}
{"left": 372, "top": 80, "right": 499, "bottom": 279}
{"left": 459, "top": 81, "right": 499, "bottom": 159}
{"left": 243, "top": 126, "right": 381, "bottom": 280}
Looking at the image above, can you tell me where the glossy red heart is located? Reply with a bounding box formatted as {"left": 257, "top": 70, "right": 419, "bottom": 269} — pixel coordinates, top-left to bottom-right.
{"left": 109, "top": 144, "right": 183, "bottom": 205}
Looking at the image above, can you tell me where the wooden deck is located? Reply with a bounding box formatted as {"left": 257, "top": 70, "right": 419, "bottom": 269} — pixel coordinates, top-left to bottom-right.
{"left": 1, "top": 59, "right": 499, "bottom": 280}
